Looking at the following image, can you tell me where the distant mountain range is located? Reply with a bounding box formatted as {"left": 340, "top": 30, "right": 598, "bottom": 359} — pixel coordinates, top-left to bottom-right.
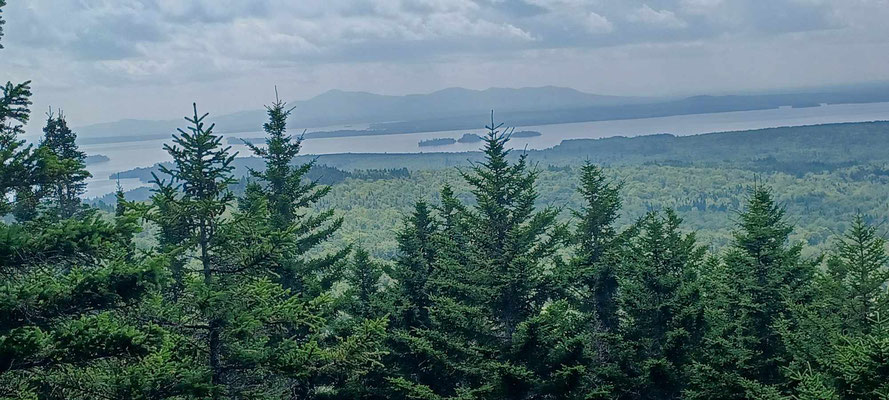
{"left": 75, "top": 83, "right": 889, "bottom": 144}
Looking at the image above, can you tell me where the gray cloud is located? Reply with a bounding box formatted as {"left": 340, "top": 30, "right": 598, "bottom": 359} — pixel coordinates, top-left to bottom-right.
{"left": 1, "top": 0, "right": 887, "bottom": 127}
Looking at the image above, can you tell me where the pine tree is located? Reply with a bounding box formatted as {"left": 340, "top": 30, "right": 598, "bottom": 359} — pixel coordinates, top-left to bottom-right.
{"left": 569, "top": 162, "right": 623, "bottom": 332}
{"left": 461, "top": 112, "right": 565, "bottom": 342}
{"left": 38, "top": 110, "right": 90, "bottom": 218}
{"left": 824, "top": 214, "right": 889, "bottom": 334}
{"left": 689, "top": 185, "right": 816, "bottom": 399}
{"left": 392, "top": 201, "right": 438, "bottom": 329}
{"left": 619, "top": 210, "right": 705, "bottom": 399}
{"left": 244, "top": 91, "right": 347, "bottom": 296}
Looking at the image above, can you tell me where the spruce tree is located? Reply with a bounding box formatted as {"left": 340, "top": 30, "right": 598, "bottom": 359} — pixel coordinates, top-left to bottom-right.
{"left": 461, "top": 112, "right": 565, "bottom": 342}
{"left": 142, "top": 103, "right": 386, "bottom": 399}
{"left": 38, "top": 110, "right": 90, "bottom": 218}
{"left": 824, "top": 214, "right": 889, "bottom": 334}
{"left": 392, "top": 201, "right": 438, "bottom": 329}
{"left": 345, "top": 247, "right": 386, "bottom": 320}
{"left": 783, "top": 215, "right": 889, "bottom": 399}
{"left": 619, "top": 210, "right": 705, "bottom": 399}
{"left": 569, "top": 162, "right": 623, "bottom": 332}
{"left": 244, "top": 91, "right": 347, "bottom": 296}
{"left": 0, "top": 6, "right": 163, "bottom": 397}
{"left": 0, "top": 0, "right": 33, "bottom": 217}
{"left": 690, "top": 185, "right": 816, "bottom": 399}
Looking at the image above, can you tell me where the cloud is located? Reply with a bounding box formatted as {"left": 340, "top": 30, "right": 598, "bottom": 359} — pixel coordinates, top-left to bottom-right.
{"left": 628, "top": 4, "right": 688, "bottom": 29}
{"left": 1, "top": 0, "right": 887, "bottom": 126}
{"left": 585, "top": 12, "right": 614, "bottom": 33}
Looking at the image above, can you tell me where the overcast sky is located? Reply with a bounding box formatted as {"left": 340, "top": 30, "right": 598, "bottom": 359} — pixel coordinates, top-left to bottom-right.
{"left": 3, "top": 0, "right": 889, "bottom": 127}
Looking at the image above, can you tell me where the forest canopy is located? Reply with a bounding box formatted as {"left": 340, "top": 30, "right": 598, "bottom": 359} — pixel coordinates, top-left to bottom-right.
{"left": 2, "top": 3, "right": 889, "bottom": 399}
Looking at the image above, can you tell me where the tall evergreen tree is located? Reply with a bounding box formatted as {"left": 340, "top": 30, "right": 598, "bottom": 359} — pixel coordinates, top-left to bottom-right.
{"left": 345, "top": 247, "right": 386, "bottom": 320}
{"left": 0, "top": 0, "right": 33, "bottom": 218}
{"left": 244, "top": 91, "right": 347, "bottom": 296}
{"left": 782, "top": 215, "right": 889, "bottom": 399}
{"left": 823, "top": 214, "right": 889, "bottom": 334}
{"left": 37, "top": 110, "right": 90, "bottom": 218}
{"left": 690, "top": 185, "right": 816, "bottom": 399}
{"left": 0, "top": 6, "right": 164, "bottom": 397}
{"left": 569, "top": 162, "right": 624, "bottom": 332}
{"left": 0, "top": 79, "right": 32, "bottom": 218}
{"left": 142, "top": 103, "right": 386, "bottom": 399}
{"left": 619, "top": 210, "right": 705, "bottom": 399}
{"left": 392, "top": 201, "right": 438, "bottom": 329}
{"left": 388, "top": 184, "right": 496, "bottom": 400}
{"left": 461, "top": 112, "right": 565, "bottom": 342}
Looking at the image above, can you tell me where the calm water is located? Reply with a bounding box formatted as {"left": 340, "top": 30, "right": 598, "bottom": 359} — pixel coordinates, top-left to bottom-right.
{"left": 80, "top": 102, "right": 889, "bottom": 197}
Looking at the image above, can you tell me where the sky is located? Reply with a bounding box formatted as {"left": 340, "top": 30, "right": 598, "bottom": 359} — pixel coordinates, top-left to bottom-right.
{"left": 2, "top": 0, "right": 889, "bottom": 128}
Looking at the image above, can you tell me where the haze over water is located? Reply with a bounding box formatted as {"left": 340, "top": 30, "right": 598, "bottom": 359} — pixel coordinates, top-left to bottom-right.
{"left": 82, "top": 102, "right": 889, "bottom": 198}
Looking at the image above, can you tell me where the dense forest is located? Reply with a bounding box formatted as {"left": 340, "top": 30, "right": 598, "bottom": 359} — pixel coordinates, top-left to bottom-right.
{"left": 104, "top": 120, "right": 889, "bottom": 259}
{"left": 3, "top": 4, "right": 889, "bottom": 399}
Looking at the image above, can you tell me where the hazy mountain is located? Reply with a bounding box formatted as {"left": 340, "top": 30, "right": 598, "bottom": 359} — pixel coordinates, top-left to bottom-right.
{"left": 75, "top": 86, "right": 652, "bottom": 138}
{"left": 74, "top": 83, "right": 889, "bottom": 143}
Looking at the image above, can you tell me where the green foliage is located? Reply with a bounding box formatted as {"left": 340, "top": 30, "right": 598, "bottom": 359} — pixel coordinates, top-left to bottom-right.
{"left": 618, "top": 210, "right": 705, "bottom": 399}
{"left": 1, "top": 18, "right": 887, "bottom": 394}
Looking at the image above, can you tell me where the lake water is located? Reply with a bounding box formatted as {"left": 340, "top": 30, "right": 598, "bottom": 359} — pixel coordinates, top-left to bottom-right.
{"left": 80, "top": 102, "right": 889, "bottom": 198}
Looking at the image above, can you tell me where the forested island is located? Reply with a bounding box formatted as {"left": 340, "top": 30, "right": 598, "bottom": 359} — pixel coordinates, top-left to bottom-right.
{"left": 457, "top": 132, "right": 484, "bottom": 143}
{"left": 3, "top": 5, "right": 889, "bottom": 399}
{"left": 84, "top": 154, "right": 110, "bottom": 165}
{"left": 511, "top": 129, "right": 541, "bottom": 137}
{"left": 418, "top": 137, "right": 456, "bottom": 147}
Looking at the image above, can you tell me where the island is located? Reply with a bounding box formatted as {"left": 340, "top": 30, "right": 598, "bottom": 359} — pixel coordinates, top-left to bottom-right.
{"left": 457, "top": 133, "right": 484, "bottom": 143}
{"left": 418, "top": 138, "right": 457, "bottom": 147}
{"left": 85, "top": 154, "right": 110, "bottom": 165}
{"left": 511, "top": 130, "right": 542, "bottom": 138}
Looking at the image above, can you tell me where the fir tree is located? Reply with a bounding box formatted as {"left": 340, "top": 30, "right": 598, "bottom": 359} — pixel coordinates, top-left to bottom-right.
{"left": 392, "top": 201, "right": 438, "bottom": 329}
{"left": 38, "top": 110, "right": 90, "bottom": 218}
{"left": 244, "top": 91, "right": 347, "bottom": 296}
{"left": 569, "top": 162, "right": 624, "bottom": 332}
{"left": 823, "top": 214, "right": 889, "bottom": 334}
{"left": 619, "top": 210, "right": 705, "bottom": 399}
{"left": 461, "top": 112, "right": 565, "bottom": 342}
{"left": 690, "top": 185, "right": 816, "bottom": 399}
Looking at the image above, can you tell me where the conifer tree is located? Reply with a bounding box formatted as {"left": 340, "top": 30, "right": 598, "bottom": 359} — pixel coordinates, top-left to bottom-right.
{"left": 142, "top": 103, "right": 387, "bottom": 399}
{"left": 392, "top": 201, "right": 438, "bottom": 329}
{"left": 823, "top": 214, "right": 889, "bottom": 334}
{"left": 0, "top": 6, "right": 164, "bottom": 397}
{"left": 569, "top": 162, "right": 623, "bottom": 332}
{"left": 244, "top": 91, "right": 347, "bottom": 296}
{"left": 782, "top": 215, "right": 889, "bottom": 399}
{"left": 345, "top": 247, "right": 386, "bottom": 320}
{"left": 0, "top": 1, "right": 33, "bottom": 217}
{"left": 461, "top": 112, "right": 565, "bottom": 342}
{"left": 37, "top": 110, "right": 90, "bottom": 218}
{"left": 690, "top": 185, "right": 816, "bottom": 399}
{"left": 619, "top": 210, "right": 705, "bottom": 399}
{"left": 387, "top": 186, "right": 496, "bottom": 399}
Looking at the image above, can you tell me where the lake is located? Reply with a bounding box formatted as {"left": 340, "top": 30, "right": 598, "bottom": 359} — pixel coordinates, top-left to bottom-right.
{"left": 80, "top": 102, "right": 889, "bottom": 198}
